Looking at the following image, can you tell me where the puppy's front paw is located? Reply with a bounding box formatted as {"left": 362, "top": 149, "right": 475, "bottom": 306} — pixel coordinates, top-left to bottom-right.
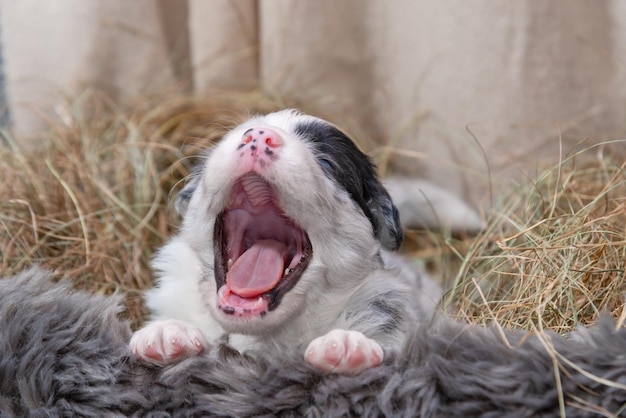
{"left": 304, "top": 329, "right": 384, "bottom": 374}
{"left": 129, "top": 319, "right": 209, "bottom": 365}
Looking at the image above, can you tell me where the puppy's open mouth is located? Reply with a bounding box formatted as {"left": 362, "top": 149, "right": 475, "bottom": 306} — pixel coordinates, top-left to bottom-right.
{"left": 214, "top": 173, "right": 312, "bottom": 316}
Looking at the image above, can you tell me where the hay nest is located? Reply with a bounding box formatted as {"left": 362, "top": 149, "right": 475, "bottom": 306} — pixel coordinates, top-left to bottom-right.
{"left": 445, "top": 145, "right": 626, "bottom": 333}
{"left": 0, "top": 90, "right": 625, "bottom": 335}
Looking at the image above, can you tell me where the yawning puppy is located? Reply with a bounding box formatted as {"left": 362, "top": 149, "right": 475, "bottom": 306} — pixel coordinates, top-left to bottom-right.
{"left": 130, "top": 109, "right": 440, "bottom": 374}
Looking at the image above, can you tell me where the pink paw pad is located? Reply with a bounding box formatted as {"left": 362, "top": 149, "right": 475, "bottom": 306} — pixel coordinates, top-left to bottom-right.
{"left": 129, "top": 319, "right": 209, "bottom": 365}
{"left": 304, "top": 329, "right": 384, "bottom": 374}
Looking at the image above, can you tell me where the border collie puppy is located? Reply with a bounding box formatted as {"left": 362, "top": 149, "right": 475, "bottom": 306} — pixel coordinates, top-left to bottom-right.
{"left": 130, "top": 110, "right": 440, "bottom": 374}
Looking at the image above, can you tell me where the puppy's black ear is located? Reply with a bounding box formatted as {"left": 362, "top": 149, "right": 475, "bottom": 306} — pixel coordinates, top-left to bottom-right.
{"left": 175, "top": 175, "right": 201, "bottom": 216}
{"left": 364, "top": 178, "right": 403, "bottom": 251}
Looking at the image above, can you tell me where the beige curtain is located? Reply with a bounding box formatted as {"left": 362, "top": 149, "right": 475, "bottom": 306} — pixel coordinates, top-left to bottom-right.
{"left": 2, "top": 0, "right": 624, "bottom": 206}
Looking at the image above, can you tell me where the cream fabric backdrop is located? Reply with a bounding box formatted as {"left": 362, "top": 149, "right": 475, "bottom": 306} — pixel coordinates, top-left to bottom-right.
{"left": 2, "top": 0, "right": 625, "bottom": 208}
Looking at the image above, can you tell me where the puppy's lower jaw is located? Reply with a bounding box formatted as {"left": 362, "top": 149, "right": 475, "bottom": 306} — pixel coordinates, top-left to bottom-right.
{"left": 129, "top": 319, "right": 209, "bottom": 365}
{"left": 305, "top": 329, "right": 384, "bottom": 374}
{"left": 217, "top": 285, "right": 269, "bottom": 316}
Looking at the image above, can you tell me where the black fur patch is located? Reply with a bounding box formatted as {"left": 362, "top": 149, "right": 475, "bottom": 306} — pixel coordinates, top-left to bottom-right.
{"left": 294, "top": 120, "right": 403, "bottom": 250}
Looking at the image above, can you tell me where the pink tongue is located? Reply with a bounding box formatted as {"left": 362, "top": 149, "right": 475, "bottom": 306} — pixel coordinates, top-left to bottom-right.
{"left": 226, "top": 239, "right": 288, "bottom": 298}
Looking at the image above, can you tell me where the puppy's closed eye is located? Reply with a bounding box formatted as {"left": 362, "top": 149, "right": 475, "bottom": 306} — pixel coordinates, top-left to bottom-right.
{"left": 175, "top": 175, "right": 200, "bottom": 216}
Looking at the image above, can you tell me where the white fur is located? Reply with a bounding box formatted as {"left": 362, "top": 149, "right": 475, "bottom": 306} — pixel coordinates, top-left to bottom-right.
{"left": 131, "top": 110, "right": 441, "bottom": 373}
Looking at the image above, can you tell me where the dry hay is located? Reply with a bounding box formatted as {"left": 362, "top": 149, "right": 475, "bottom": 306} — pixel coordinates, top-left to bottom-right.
{"left": 1, "top": 91, "right": 625, "bottom": 335}
{"left": 446, "top": 143, "right": 626, "bottom": 333}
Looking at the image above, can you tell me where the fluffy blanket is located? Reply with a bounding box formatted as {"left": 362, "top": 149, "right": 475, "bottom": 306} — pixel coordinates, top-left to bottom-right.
{"left": 1, "top": 268, "right": 625, "bottom": 417}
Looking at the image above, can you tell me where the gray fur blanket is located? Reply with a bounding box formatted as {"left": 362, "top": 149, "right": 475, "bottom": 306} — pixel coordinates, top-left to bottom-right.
{"left": 1, "top": 268, "right": 625, "bottom": 417}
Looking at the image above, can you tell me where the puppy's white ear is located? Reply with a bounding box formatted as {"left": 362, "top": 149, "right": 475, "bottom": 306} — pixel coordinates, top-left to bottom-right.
{"left": 175, "top": 175, "right": 201, "bottom": 216}
{"left": 364, "top": 177, "right": 403, "bottom": 251}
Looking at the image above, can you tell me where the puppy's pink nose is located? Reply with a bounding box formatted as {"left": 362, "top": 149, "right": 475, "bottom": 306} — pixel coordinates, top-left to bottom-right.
{"left": 242, "top": 127, "right": 283, "bottom": 148}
